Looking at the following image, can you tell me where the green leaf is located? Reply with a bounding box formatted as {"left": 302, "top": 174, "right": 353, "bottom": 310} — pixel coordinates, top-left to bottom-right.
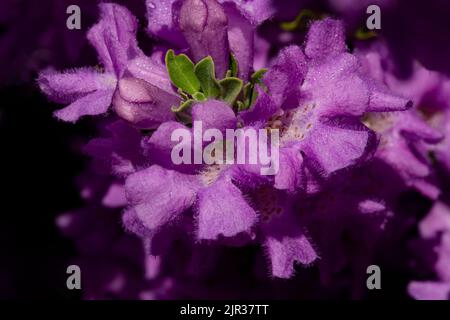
{"left": 250, "top": 86, "right": 259, "bottom": 107}
{"left": 280, "top": 9, "right": 318, "bottom": 31}
{"left": 193, "top": 92, "right": 207, "bottom": 101}
{"left": 171, "top": 99, "right": 194, "bottom": 113}
{"left": 230, "top": 53, "right": 238, "bottom": 77}
{"left": 236, "top": 100, "right": 245, "bottom": 112}
{"left": 250, "top": 68, "right": 267, "bottom": 84}
{"left": 165, "top": 49, "right": 201, "bottom": 95}
{"left": 219, "top": 77, "right": 243, "bottom": 105}
{"left": 355, "top": 27, "right": 377, "bottom": 40}
{"left": 242, "top": 82, "right": 252, "bottom": 108}
{"left": 194, "top": 56, "right": 221, "bottom": 98}
{"left": 177, "top": 88, "right": 191, "bottom": 101}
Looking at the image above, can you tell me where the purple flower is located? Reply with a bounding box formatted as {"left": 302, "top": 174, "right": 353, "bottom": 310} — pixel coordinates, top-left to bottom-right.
{"left": 245, "top": 19, "right": 410, "bottom": 192}
{"left": 83, "top": 119, "right": 146, "bottom": 177}
{"left": 38, "top": 3, "right": 178, "bottom": 128}
{"left": 146, "top": 0, "right": 274, "bottom": 79}
{"left": 179, "top": 0, "right": 229, "bottom": 77}
{"left": 408, "top": 202, "right": 450, "bottom": 300}
{"left": 33, "top": 0, "right": 450, "bottom": 299}
{"left": 122, "top": 18, "right": 411, "bottom": 279}
{"left": 356, "top": 40, "right": 445, "bottom": 198}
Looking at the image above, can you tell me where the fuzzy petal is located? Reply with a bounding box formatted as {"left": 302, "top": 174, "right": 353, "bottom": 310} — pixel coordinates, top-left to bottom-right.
{"left": 302, "top": 118, "right": 376, "bottom": 176}
{"left": 142, "top": 121, "right": 195, "bottom": 173}
{"left": 274, "top": 147, "right": 304, "bottom": 192}
{"left": 367, "top": 87, "right": 412, "bottom": 112}
{"left": 146, "top": 0, "right": 187, "bottom": 47}
{"left": 239, "top": 86, "right": 278, "bottom": 128}
{"left": 419, "top": 202, "right": 450, "bottom": 239}
{"left": 223, "top": 2, "right": 254, "bottom": 80}
{"left": 112, "top": 77, "right": 178, "bottom": 128}
{"left": 262, "top": 196, "right": 317, "bottom": 278}
{"left": 197, "top": 177, "right": 257, "bottom": 240}
{"left": 54, "top": 89, "right": 114, "bottom": 122}
{"left": 408, "top": 281, "right": 450, "bottom": 300}
{"left": 87, "top": 3, "right": 140, "bottom": 76}
{"left": 264, "top": 45, "right": 307, "bottom": 108}
{"left": 399, "top": 112, "right": 443, "bottom": 143}
{"left": 220, "top": 0, "right": 274, "bottom": 25}
{"left": 125, "top": 165, "right": 200, "bottom": 230}
{"left": 38, "top": 68, "right": 116, "bottom": 104}
{"left": 84, "top": 120, "right": 145, "bottom": 175}
{"left": 302, "top": 53, "right": 369, "bottom": 117}
{"left": 178, "top": 0, "right": 229, "bottom": 78}
{"left": 191, "top": 99, "right": 236, "bottom": 132}
{"left": 102, "top": 183, "right": 127, "bottom": 208}
{"left": 305, "top": 18, "right": 347, "bottom": 61}
{"left": 127, "top": 55, "right": 177, "bottom": 93}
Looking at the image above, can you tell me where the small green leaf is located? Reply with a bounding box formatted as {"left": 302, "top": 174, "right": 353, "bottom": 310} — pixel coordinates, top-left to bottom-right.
{"left": 242, "top": 82, "right": 252, "bottom": 107}
{"left": 165, "top": 49, "right": 201, "bottom": 95}
{"left": 230, "top": 53, "right": 238, "bottom": 77}
{"left": 171, "top": 99, "right": 194, "bottom": 113}
{"left": 355, "top": 27, "right": 377, "bottom": 40}
{"left": 280, "top": 9, "right": 318, "bottom": 31}
{"left": 194, "top": 56, "right": 221, "bottom": 98}
{"left": 219, "top": 77, "right": 243, "bottom": 105}
{"left": 193, "top": 92, "right": 207, "bottom": 101}
{"left": 236, "top": 100, "right": 246, "bottom": 112}
{"left": 250, "top": 68, "right": 267, "bottom": 84}
{"left": 250, "top": 86, "right": 259, "bottom": 107}
{"left": 177, "top": 88, "right": 191, "bottom": 101}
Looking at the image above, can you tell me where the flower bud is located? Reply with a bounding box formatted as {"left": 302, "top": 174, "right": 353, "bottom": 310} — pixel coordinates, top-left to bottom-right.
{"left": 178, "top": 0, "right": 229, "bottom": 78}
{"left": 113, "top": 77, "right": 179, "bottom": 129}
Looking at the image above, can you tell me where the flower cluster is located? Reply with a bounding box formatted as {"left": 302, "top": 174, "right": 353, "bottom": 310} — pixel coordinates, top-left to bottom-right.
{"left": 37, "top": 0, "right": 450, "bottom": 299}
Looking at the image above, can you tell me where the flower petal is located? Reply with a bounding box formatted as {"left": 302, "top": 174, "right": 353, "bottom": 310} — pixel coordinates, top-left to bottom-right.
{"left": 112, "top": 77, "right": 178, "bottom": 128}
{"left": 54, "top": 89, "right": 114, "bottom": 122}
{"left": 102, "top": 183, "right": 127, "bottom": 208}
{"left": 146, "top": 0, "right": 187, "bottom": 47}
{"left": 274, "top": 147, "right": 304, "bottom": 192}
{"left": 127, "top": 55, "right": 177, "bottom": 94}
{"left": 220, "top": 0, "right": 275, "bottom": 25}
{"left": 301, "top": 53, "right": 369, "bottom": 117}
{"left": 197, "top": 177, "right": 257, "bottom": 240}
{"left": 305, "top": 18, "right": 347, "bottom": 61}
{"left": 125, "top": 165, "right": 200, "bottom": 230}
{"left": 178, "top": 0, "right": 229, "bottom": 78}
{"left": 419, "top": 202, "right": 450, "bottom": 239}
{"left": 261, "top": 195, "right": 317, "bottom": 278}
{"left": 264, "top": 45, "right": 307, "bottom": 108}
{"left": 143, "top": 121, "right": 196, "bottom": 173}
{"left": 191, "top": 99, "right": 236, "bottom": 132}
{"left": 223, "top": 3, "right": 254, "bottom": 80}
{"left": 38, "top": 68, "right": 116, "bottom": 104}
{"left": 239, "top": 86, "right": 278, "bottom": 128}
{"left": 408, "top": 281, "right": 450, "bottom": 300}
{"left": 87, "top": 3, "right": 141, "bottom": 76}
{"left": 301, "top": 118, "right": 376, "bottom": 176}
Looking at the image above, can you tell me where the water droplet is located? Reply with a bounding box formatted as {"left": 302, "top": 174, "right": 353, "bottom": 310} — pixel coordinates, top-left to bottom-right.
{"left": 148, "top": 2, "right": 156, "bottom": 9}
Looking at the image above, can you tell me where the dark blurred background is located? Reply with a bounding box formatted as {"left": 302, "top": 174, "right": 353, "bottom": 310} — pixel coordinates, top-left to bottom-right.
{"left": 0, "top": 0, "right": 144, "bottom": 300}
